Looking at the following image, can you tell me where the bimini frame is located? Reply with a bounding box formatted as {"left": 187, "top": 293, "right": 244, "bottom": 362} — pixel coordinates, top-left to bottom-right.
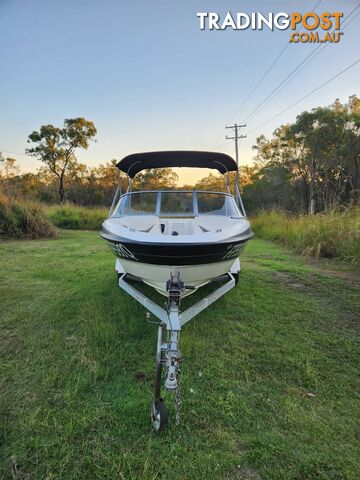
{"left": 110, "top": 150, "right": 247, "bottom": 216}
{"left": 115, "top": 258, "right": 240, "bottom": 431}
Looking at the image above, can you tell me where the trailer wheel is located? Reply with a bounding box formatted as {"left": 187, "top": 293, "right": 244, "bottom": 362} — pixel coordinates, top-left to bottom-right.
{"left": 151, "top": 399, "right": 168, "bottom": 432}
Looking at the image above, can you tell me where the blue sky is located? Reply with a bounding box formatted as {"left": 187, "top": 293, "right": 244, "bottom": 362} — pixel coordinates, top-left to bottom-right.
{"left": 0, "top": 0, "right": 359, "bottom": 183}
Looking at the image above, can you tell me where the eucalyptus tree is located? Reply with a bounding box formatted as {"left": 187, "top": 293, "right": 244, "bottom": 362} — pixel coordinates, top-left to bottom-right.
{"left": 251, "top": 96, "right": 360, "bottom": 213}
{"left": 288, "top": 98, "right": 360, "bottom": 211}
{"left": 26, "top": 118, "right": 97, "bottom": 203}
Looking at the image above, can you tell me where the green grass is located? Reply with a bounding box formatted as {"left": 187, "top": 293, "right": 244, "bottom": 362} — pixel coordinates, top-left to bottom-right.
{"left": 0, "top": 232, "right": 359, "bottom": 479}
{"left": 44, "top": 204, "right": 108, "bottom": 230}
{"left": 251, "top": 208, "right": 360, "bottom": 265}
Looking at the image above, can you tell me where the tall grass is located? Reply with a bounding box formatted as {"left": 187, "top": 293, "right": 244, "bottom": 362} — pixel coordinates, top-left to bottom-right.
{"left": 0, "top": 193, "right": 57, "bottom": 239}
{"left": 44, "top": 204, "right": 108, "bottom": 230}
{"left": 251, "top": 207, "right": 360, "bottom": 264}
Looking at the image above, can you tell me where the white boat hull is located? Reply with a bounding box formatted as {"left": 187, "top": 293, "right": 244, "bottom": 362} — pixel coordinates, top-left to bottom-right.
{"left": 115, "top": 257, "right": 240, "bottom": 296}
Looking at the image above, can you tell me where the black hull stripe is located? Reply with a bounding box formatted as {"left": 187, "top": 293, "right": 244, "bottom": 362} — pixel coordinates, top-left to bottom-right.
{"left": 101, "top": 235, "right": 251, "bottom": 265}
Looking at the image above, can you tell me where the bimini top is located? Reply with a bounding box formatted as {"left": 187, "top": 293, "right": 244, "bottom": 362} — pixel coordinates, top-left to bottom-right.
{"left": 116, "top": 151, "right": 238, "bottom": 178}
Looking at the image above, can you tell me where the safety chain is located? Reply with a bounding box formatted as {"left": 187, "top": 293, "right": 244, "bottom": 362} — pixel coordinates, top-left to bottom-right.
{"left": 175, "top": 368, "right": 181, "bottom": 425}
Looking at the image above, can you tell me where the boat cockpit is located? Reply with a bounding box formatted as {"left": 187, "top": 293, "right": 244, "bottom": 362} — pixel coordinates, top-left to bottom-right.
{"left": 110, "top": 190, "right": 244, "bottom": 237}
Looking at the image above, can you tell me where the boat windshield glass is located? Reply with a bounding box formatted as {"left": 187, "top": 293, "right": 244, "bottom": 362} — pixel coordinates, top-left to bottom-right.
{"left": 117, "top": 192, "right": 157, "bottom": 215}
{"left": 160, "top": 192, "right": 193, "bottom": 215}
{"left": 113, "top": 191, "right": 242, "bottom": 217}
{"left": 197, "top": 192, "right": 239, "bottom": 216}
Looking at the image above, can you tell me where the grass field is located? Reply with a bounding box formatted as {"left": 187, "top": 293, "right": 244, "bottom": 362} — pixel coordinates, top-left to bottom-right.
{"left": 1, "top": 232, "right": 359, "bottom": 479}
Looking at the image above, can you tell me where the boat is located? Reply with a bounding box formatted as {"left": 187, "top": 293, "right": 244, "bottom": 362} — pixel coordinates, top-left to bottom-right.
{"left": 101, "top": 151, "right": 253, "bottom": 296}
{"left": 101, "top": 151, "right": 253, "bottom": 431}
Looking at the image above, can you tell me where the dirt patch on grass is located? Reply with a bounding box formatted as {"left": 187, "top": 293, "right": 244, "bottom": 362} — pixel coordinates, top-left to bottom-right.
{"left": 272, "top": 271, "right": 307, "bottom": 291}
{"left": 314, "top": 267, "right": 360, "bottom": 285}
{"left": 225, "top": 467, "right": 261, "bottom": 480}
{"left": 305, "top": 257, "right": 360, "bottom": 284}
{"left": 134, "top": 371, "right": 152, "bottom": 382}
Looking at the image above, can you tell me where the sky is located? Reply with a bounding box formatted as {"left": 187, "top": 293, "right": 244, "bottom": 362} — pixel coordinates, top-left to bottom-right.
{"left": 0, "top": 0, "right": 359, "bottom": 184}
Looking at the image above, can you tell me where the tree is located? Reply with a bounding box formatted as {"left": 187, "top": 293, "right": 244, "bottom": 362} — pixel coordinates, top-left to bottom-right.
{"left": 4, "top": 158, "right": 19, "bottom": 178}
{"left": 249, "top": 96, "right": 360, "bottom": 213}
{"left": 26, "top": 118, "right": 97, "bottom": 203}
{"left": 193, "top": 168, "right": 256, "bottom": 194}
{"left": 0, "top": 153, "right": 5, "bottom": 182}
{"left": 133, "top": 168, "right": 178, "bottom": 190}
{"left": 194, "top": 172, "right": 226, "bottom": 191}
{"left": 0, "top": 154, "right": 19, "bottom": 179}
{"left": 287, "top": 99, "right": 359, "bottom": 212}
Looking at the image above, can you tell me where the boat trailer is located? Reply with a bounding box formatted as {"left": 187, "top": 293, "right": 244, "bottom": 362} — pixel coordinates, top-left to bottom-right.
{"left": 116, "top": 259, "right": 239, "bottom": 432}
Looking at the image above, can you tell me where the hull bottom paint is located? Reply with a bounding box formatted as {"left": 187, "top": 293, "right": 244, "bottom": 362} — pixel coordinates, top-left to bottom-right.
{"left": 116, "top": 258, "right": 240, "bottom": 296}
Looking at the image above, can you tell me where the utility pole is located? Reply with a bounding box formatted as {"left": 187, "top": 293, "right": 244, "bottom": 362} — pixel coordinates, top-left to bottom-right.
{"left": 226, "top": 123, "right": 246, "bottom": 166}
{"left": 226, "top": 123, "right": 247, "bottom": 215}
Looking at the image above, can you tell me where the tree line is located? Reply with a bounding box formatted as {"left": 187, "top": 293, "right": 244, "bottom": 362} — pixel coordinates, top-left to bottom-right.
{"left": 1, "top": 95, "right": 359, "bottom": 214}
{"left": 245, "top": 95, "right": 360, "bottom": 213}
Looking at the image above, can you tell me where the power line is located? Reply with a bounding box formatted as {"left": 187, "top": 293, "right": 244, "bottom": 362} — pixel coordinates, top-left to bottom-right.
{"left": 227, "top": 0, "right": 323, "bottom": 124}
{"left": 271, "top": 7, "right": 360, "bottom": 100}
{"left": 245, "top": 8, "right": 360, "bottom": 133}
{"left": 214, "top": 2, "right": 353, "bottom": 149}
{"left": 341, "top": 6, "right": 360, "bottom": 29}
{"left": 240, "top": 4, "right": 360, "bottom": 124}
{"left": 214, "top": 6, "right": 319, "bottom": 149}
{"left": 251, "top": 5, "right": 360, "bottom": 118}
{"left": 206, "top": 4, "right": 358, "bottom": 151}
{"left": 247, "top": 58, "right": 360, "bottom": 135}
{"left": 0, "top": 149, "right": 31, "bottom": 157}
{"left": 242, "top": 46, "right": 323, "bottom": 123}
{"left": 228, "top": 43, "right": 289, "bottom": 125}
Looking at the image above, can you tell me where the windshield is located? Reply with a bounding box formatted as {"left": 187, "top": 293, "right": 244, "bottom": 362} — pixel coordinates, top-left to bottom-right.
{"left": 160, "top": 192, "right": 193, "bottom": 216}
{"left": 113, "top": 191, "right": 242, "bottom": 217}
{"left": 117, "top": 192, "right": 157, "bottom": 215}
{"left": 197, "top": 192, "right": 239, "bottom": 216}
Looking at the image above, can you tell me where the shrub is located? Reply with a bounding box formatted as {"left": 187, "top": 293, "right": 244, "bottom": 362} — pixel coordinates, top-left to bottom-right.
{"left": 45, "top": 204, "right": 107, "bottom": 230}
{"left": 251, "top": 207, "right": 360, "bottom": 264}
{"left": 0, "top": 193, "right": 57, "bottom": 239}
